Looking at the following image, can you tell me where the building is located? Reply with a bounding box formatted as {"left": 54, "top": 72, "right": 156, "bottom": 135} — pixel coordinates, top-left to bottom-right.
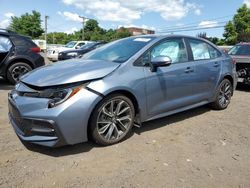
{"left": 118, "top": 27, "right": 155, "bottom": 36}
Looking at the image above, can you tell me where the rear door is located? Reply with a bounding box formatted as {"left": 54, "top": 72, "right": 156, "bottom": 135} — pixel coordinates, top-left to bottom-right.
{"left": 0, "top": 35, "right": 13, "bottom": 65}
{"left": 186, "top": 38, "right": 222, "bottom": 101}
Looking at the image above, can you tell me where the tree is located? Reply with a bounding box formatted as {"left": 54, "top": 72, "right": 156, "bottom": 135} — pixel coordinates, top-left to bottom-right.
{"left": 115, "top": 27, "right": 131, "bottom": 39}
{"left": 223, "top": 21, "right": 237, "bottom": 45}
{"left": 8, "top": 10, "right": 44, "bottom": 38}
{"left": 84, "top": 19, "right": 100, "bottom": 32}
{"left": 197, "top": 32, "right": 208, "bottom": 39}
{"left": 223, "top": 4, "right": 250, "bottom": 44}
{"left": 42, "top": 19, "right": 132, "bottom": 44}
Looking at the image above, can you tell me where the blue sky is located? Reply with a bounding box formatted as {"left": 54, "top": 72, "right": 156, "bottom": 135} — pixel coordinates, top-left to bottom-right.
{"left": 0, "top": 0, "right": 249, "bottom": 38}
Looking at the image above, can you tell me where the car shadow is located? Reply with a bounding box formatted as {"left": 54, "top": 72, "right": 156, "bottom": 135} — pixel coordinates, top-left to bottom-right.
{"left": 0, "top": 78, "right": 14, "bottom": 90}
{"left": 23, "top": 141, "right": 97, "bottom": 157}
{"left": 25, "top": 106, "right": 210, "bottom": 157}
{"left": 134, "top": 106, "right": 210, "bottom": 135}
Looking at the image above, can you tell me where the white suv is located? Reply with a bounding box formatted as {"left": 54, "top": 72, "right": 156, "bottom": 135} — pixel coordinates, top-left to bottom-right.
{"left": 47, "top": 41, "right": 93, "bottom": 61}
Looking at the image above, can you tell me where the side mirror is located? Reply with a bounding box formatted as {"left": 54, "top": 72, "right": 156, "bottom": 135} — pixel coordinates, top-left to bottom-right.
{"left": 150, "top": 56, "right": 172, "bottom": 72}
{"left": 75, "top": 46, "right": 80, "bottom": 49}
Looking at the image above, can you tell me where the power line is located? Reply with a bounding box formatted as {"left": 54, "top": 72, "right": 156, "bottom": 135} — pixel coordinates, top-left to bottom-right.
{"left": 158, "top": 25, "right": 225, "bottom": 34}
{"left": 157, "top": 14, "right": 233, "bottom": 30}
{"left": 159, "top": 21, "right": 228, "bottom": 33}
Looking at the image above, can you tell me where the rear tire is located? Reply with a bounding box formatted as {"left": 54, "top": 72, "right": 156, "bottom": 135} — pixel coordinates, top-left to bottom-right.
{"left": 210, "top": 79, "right": 233, "bottom": 110}
{"left": 7, "top": 62, "right": 32, "bottom": 84}
{"left": 90, "top": 94, "right": 135, "bottom": 146}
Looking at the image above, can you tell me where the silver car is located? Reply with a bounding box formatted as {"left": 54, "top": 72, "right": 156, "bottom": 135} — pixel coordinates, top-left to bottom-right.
{"left": 8, "top": 35, "right": 237, "bottom": 147}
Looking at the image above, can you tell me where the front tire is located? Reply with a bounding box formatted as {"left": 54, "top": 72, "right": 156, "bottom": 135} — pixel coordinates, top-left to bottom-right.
{"left": 90, "top": 94, "right": 135, "bottom": 146}
{"left": 7, "top": 62, "right": 32, "bottom": 84}
{"left": 210, "top": 79, "right": 233, "bottom": 110}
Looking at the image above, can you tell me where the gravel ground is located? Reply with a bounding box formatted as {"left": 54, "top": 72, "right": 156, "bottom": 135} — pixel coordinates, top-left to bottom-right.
{"left": 0, "top": 78, "right": 250, "bottom": 188}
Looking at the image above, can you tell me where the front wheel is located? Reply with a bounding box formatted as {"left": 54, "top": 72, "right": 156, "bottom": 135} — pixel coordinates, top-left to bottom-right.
{"left": 210, "top": 79, "right": 233, "bottom": 110}
{"left": 90, "top": 94, "right": 135, "bottom": 146}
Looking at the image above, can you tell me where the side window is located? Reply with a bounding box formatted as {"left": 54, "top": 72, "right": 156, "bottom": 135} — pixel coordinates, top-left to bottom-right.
{"left": 151, "top": 39, "right": 188, "bottom": 64}
{"left": 188, "top": 39, "right": 210, "bottom": 60}
{"left": 188, "top": 39, "right": 221, "bottom": 60}
{"left": 0, "top": 36, "right": 12, "bottom": 53}
{"left": 208, "top": 45, "right": 221, "bottom": 59}
{"left": 76, "top": 42, "right": 85, "bottom": 48}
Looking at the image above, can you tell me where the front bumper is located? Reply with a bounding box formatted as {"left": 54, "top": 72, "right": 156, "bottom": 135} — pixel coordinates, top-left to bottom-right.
{"left": 47, "top": 52, "right": 58, "bottom": 61}
{"left": 8, "top": 87, "right": 102, "bottom": 147}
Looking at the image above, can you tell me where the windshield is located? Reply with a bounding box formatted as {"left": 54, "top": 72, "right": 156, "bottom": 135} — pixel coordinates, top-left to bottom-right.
{"left": 82, "top": 37, "right": 155, "bottom": 63}
{"left": 228, "top": 45, "right": 250, "bottom": 56}
{"left": 80, "top": 43, "right": 96, "bottom": 50}
{"left": 65, "top": 41, "right": 77, "bottom": 48}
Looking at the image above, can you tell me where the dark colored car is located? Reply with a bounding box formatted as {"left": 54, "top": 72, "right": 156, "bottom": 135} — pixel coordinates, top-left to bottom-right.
{"left": 58, "top": 41, "right": 105, "bottom": 60}
{"left": 0, "top": 29, "right": 45, "bottom": 84}
{"left": 228, "top": 43, "right": 250, "bottom": 84}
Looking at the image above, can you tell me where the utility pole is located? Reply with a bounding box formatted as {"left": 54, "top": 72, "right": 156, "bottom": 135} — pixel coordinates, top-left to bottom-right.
{"left": 45, "top": 15, "right": 49, "bottom": 49}
{"left": 79, "top": 16, "right": 88, "bottom": 40}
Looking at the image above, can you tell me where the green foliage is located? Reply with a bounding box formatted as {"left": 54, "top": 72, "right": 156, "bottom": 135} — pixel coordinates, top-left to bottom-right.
{"left": 223, "top": 21, "right": 238, "bottom": 45}
{"left": 223, "top": 4, "right": 250, "bottom": 44}
{"left": 43, "top": 20, "right": 132, "bottom": 44}
{"left": 197, "top": 32, "right": 225, "bottom": 45}
{"left": 8, "top": 10, "right": 44, "bottom": 38}
{"left": 7, "top": 11, "right": 132, "bottom": 44}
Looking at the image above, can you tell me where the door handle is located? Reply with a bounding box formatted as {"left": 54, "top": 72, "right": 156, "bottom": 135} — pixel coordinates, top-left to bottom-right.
{"left": 214, "top": 62, "right": 219, "bottom": 67}
{"left": 184, "top": 67, "right": 193, "bottom": 73}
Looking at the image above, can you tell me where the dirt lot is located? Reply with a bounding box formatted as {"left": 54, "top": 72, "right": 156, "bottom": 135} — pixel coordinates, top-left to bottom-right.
{"left": 0, "top": 78, "right": 250, "bottom": 188}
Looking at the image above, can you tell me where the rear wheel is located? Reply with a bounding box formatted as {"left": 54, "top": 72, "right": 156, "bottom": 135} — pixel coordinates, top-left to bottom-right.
{"left": 210, "top": 79, "right": 233, "bottom": 110}
{"left": 7, "top": 62, "right": 32, "bottom": 84}
{"left": 90, "top": 94, "right": 135, "bottom": 146}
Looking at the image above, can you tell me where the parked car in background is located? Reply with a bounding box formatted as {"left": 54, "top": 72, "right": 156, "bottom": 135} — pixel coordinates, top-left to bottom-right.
{"left": 228, "top": 43, "right": 250, "bottom": 84}
{"left": 58, "top": 41, "right": 106, "bottom": 60}
{"left": 47, "top": 40, "right": 93, "bottom": 61}
{"left": 8, "top": 35, "right": 237, "bottom": 147}
{"left": 218, "top": 45, "right": 233, "bottom": 53}
{"left": 0, "top": 29, "right": 44, "bottom": 84}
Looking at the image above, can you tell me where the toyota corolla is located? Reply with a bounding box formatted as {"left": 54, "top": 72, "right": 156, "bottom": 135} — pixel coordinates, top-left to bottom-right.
{"left": 8, "top": 35, "right": 237, "bottom": 147}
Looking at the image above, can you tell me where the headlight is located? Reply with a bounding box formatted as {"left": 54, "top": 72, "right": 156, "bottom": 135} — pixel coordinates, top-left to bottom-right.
{"left": 22, "top": 84, "right": 86, "bottom": 108}
{"left": 46, "top": 85, "right": 83, "bottom": 108}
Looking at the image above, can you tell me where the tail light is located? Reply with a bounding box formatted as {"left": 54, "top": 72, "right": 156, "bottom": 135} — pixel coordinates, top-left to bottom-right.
{"left": 31, "top": 47, "right": 41, "bottom": 53}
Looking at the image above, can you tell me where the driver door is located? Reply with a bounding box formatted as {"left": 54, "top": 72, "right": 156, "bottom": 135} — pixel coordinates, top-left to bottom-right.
{"left": 143, "top": 38, "right": 196, "bottom": 117}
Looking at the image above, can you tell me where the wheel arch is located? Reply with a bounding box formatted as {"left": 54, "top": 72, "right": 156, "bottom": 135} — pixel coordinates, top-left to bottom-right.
{"left": 223, "top": 74, "right": 234, "bottom": 95}
{"left": 87, "top": 89, "right": 140, "bottom": 140}
{"left": 6, "top": 58, "right": 34, "bottom": 74}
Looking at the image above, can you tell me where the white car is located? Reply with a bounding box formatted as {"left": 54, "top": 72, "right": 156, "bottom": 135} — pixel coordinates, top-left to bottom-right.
{"left": 47, "top": 41, "right": 93, "bottom": 61}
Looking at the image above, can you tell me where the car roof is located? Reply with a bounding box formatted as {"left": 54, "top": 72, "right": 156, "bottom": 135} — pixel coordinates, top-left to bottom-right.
{"left": 0, "top": 30, "right": 31, "bottom": 39}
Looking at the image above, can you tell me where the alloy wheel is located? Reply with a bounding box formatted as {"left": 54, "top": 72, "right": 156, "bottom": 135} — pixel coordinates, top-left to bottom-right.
{"left": 11, "top": 65, "right": 30, "bottom": 82}
{"left": 97, "top": 99, "right": 133, "bottom": 141}
{"left": 218, "top": 81, "right": 232, "bottom": 108}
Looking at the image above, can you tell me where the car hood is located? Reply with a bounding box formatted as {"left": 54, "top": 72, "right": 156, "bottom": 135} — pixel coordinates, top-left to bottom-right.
{"left": 21, "top": 59, "right": 120, "bottom": 87}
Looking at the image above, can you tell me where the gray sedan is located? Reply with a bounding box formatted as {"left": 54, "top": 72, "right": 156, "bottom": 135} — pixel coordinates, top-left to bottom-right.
{"left": 8, "top": 35, "right": 237, "bottom": 147}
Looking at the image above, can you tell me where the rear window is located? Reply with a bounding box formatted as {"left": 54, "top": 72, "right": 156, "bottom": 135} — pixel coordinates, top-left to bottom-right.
{"left": 228, "top": 45, "right": 250, "bottom": 56}
{"left": 10, "top": 35, "right": 36, "bottom": 47}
